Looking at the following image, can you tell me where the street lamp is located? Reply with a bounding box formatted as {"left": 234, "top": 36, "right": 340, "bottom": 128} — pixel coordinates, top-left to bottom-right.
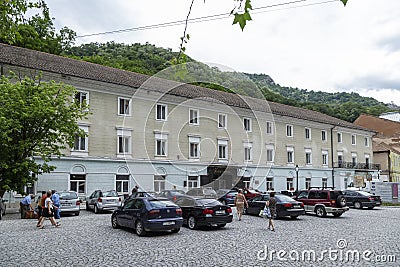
{"left": 295, "top": 164, "right": 299, "bottom": 192}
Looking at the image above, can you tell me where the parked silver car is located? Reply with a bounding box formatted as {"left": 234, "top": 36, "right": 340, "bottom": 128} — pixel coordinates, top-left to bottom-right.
{"left": 86, "top": 190, "right": 122, "bottom": 214}
{"left": 59, "top": 191, "right": 81, "bottom": 216}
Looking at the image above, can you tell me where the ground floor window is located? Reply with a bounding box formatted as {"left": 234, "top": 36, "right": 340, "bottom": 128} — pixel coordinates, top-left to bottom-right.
{"left": 286, "top": 178, "right": 294, "bottom": 191}
{"left": 70, "top": 174, "right": 86, "bottom": 194}
{"left": 185, "top": 176, "right": 199, "bottom": 188}
{"left": 116, "top": 175, "right": 129, "bottom": 194}
{"left": 322, "top": 177, "right": 328, "bottom": 188}
{"left": 154, "top": 175, "right": 165, "bottom": 192}
{"left": 305, "top": 178, "right": 311, "bottom": 190}
{"left": 266, "top": 177, "right": 274, "bottom": 191}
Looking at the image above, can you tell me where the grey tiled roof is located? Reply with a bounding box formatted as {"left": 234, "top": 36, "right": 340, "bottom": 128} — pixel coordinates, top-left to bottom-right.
{"left": 0, "top": 43, "right": 368, "bottom": 131}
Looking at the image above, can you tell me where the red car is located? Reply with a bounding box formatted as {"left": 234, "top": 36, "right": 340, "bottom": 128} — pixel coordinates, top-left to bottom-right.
{"left": 231, "top": 188, "right": 261, "bottom": 200}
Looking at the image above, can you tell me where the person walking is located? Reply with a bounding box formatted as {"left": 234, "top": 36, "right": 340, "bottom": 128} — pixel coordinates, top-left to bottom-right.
{"left": 20, "top": 194, "right": 34, "bottom": 219}
{"left": 266, "top": 191, "right": 277, "bottom": 231}
{"left": 51, "top": 190, "right": 61, "bottom": 225}
{"left": 37, "top": 191, "right": 60, "bottom": 229}
{"left": 234, "top": 189, "right": 248, "bottom": 221}
{"left": 36, "top": 191, "right": 46, "bottom": 220}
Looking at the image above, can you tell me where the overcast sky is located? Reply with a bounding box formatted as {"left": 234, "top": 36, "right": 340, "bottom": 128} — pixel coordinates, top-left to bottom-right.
{"left": 46, "top": 0, "right": 400, "bottom": 106}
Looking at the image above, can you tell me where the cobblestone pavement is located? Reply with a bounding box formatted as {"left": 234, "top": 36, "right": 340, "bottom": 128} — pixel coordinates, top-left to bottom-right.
{"left": 1, "top": 206, "right": 399, "bottom": 267}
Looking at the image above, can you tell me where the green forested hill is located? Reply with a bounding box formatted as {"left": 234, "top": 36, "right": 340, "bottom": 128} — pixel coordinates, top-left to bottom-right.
{"left": 64, "top": 42, "right": 395, "bottom": 122}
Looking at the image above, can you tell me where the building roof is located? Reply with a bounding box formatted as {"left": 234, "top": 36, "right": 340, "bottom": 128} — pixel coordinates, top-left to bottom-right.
{"left": 354, "top": 114, "right": 400, "bottom": 137}
{"left": 0, "top": 43, "right": 369, "bottom": 131}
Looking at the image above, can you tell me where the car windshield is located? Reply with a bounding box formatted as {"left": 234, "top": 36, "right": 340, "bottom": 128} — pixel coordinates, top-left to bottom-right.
{"left": 196, "top": 199, "right": 221, "bottom": 206}
{"left": 276, "top": 195, "right": 295, "bottom": 202}
{"left": 170, "top": 190, "right": 185, "bottom": 195}
{"left": 203, "top": 189, "right": 217, "bottom": 195}
{"left": 59, "top": 192, "right": 78, "bottom": 200}
{"left": 148, "top": 200, "right": 177, "bottom": 208}
{"left": 104, "top": 191, "right": 118, "bottom": 197}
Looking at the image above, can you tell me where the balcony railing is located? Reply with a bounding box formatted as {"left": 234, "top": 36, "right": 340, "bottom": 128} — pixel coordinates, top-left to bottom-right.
{"left": 334, "top": 162, "right": 380, "bottom": 170}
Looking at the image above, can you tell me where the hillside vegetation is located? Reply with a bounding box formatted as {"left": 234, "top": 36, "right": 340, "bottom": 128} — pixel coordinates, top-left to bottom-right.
{"left": 65, "top": 42, "right": 395, "bottom": 122}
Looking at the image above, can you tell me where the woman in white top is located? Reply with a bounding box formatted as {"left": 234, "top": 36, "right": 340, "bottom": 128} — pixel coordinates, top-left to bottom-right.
{"left": 37, "top": 191, "right": 60, "bottom": 228}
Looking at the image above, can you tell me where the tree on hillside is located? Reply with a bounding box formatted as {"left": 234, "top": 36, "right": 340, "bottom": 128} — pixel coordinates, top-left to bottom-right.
{"left": 0, "top": 0, "right": 76, "bottom": 54}
{"left": 0, "top": 74, "right": 88, "bottom": 195}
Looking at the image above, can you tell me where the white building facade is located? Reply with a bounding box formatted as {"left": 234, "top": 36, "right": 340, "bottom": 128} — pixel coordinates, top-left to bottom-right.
{"left": 0, "top": 44, "right": 379, "bottom": 199}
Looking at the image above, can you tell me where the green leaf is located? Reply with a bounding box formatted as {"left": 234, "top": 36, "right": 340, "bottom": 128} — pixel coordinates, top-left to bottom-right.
{"left": 233, "top": 12, "right": 252, "bottom": 31}
{"left": 340, "top": 0, "right": 348, "bottom": 6}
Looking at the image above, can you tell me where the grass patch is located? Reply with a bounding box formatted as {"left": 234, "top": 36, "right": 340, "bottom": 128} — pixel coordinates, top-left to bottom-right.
{"left": 382, "top": 202, "right": 400, "bottom": 206}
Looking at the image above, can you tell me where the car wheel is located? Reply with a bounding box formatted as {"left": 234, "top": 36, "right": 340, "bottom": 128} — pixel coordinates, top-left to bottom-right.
{"left": 216, "top": 224, "right": 226, "bottom": 228}
{"left": 354, "top": 201, "right": 362, "bottom": 209}
{"left": 333, "top": 212, "right": 343, "bottom": 217}
{"left": 86, "top": 202, "right": 90, "bottom": 211}
{"left": 111, "top": 215, "right": 120, "bottom": 229}
{"left": 315, "top": 206, "right": 326, "bottom": 217}
{"left": 337, "top": 196, "right": 346, "bottom": 207}
{"left": 75, "top": 211, "right": 80, "bottom": 216}
{"left": 135, "top": 221, "right": 146, "bottom": 236}
{"left": 171, "top": 228, "right": 180, "bottom": 233}
{"left": 94, "top": 205, "right": 99, "bottom": 214}
{"left": 0, "top": 210, "right": 2, "bottom": 220}
{"left": 187, "top": 216, "right": 198, "bottom": 230}
{"left": 290, "top": 216, "right": 298, "bottom": 219}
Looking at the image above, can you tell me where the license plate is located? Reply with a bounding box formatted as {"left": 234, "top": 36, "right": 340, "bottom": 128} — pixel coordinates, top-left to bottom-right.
{"left": 216, "top": 210, "right": 225, "bottom": 215}
{"left": 61, "top": 204, "right": 71, "bottom": 207}
{"left": 163, "top": 221, "right": 175, "bottom": 225}
{"left": 293, "top": 205, "right": 300, "bottom": 208}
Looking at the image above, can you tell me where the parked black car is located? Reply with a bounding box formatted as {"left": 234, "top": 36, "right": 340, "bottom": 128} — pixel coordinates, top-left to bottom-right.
{"left": 0, "top": 196, "right": 7, "bottom": 220}
{"left": 244, "top": 194, "right": 305, "bottom": 219}
{"left": 343, "top": 190, "right": 382, "bottom": 209}
{"left": 174, "top": 196, "right": 233, "bottom": 229}
{"left": 111, "top": 197, "right": 183, "bottom": 236}
{"left": 157, "top": 189, "right": 186, "bottom": 201}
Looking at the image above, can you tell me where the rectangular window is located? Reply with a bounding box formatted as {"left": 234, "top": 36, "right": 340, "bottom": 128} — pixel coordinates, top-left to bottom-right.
{"left": 244, "top": 143, "right": 252, "bottom": 161}
{"left": 266, "top": 121, "right": 273, "bottom": 135}
{"left": 352, "top": 134, "right": 356, "bottom": 145}
{"left": 70, "top": 174, "right": 86, "bottom": 194}
{"left": 218, "top": 140, "right": 228, "bottom": 160}
{"left": 322, "top": 150, "right": 328, "bottom": 166}
{"left": 75, "top": 91, "right": 88, "bottom": 107}
{"left": 266, "top": 177, "right": 274, "bottom": 191}
{"left": 352, "top": 153, "right": 357, "bottom": 167}
{"left": 266, "top": 149, "right": 274, "bottom": 162}
{"left": 189, "top": 136, "right": 200, "bottom": 159}
{"left": 287, "top": 178, "right": 294, "bottom": 191}
{"left": 244, "top": 118, "right": 252, "bottom": 132}
{"left": 365, "top": 156, "right": 370, "bottom": 166}
{"left": 337, "top": 132, "right": 342, "bottom": 143}
{"left": 321, "top": 130, "right": 327, "bottom": 142}
{"left": 305, "top": 128, "right": 311, "bottom": 140}
{"left": 305, "top": 178, "right": 311, "bottom": 190}
{"left": 156, "top": 139, "right": 167, "bottom": 156}
{"left": 118, "top": 97, "right": 131, "bottom": 115}
{"left": 364, "top": 137, "right": 369, "bottom": 147}
{"left": 187, "top": 176, "right": 199, "bottom": 188}
{"left": 338, "top": 154, "right": 343, "bottom": 167}
{"left": 218, "top": 114, "right": 227, "bottom": 128}
{"left": 189, "top": 109, "right": 199, "bottom": 125}
{"left": 286, "top": 125, "right": 293, "bottom": 137}
{"left": 306, "top": 152, "right": 312, "bottom": 165}
{"left": 156, "top": 104, "right": 167, "bottom": 121}
{"left": 116, "top": 175, "right": 129, "bottom": 194}
{"left": 74, "top": 135, "right": 86, "bottom": 151}
{"left": 322, "top": 178, "right": 328, "bottom": 188}
{"left": 154, "top": 175, "right": 165, "bottom": 193}
{"left": 287, "top": 150, "right": 294, "bottom": 164}
{"left": 118, "top": 136, "right": 130, "bottom": 154}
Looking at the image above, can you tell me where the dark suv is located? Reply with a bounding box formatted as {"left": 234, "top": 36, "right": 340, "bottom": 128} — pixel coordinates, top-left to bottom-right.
{"left": 294, "top": 189, "right": 349, "bottom": 217}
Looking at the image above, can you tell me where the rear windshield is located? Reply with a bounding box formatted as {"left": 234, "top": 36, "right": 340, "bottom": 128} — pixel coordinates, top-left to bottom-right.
{"left": 196, "top": 199, "right": 221, "bottom": 206}
{"left": 276, "top": 195, "right": 295, "bottom": 202}
{"left": 104, "top": 191, "right": 118, "bottom": 197}
{"left": 59, "top": 192, "right": 78, "bottom": 200}
{"left": 148, "top": 200, "right": 177, "bottom": 208}
{"left": 358, "top": 191, "right": 372, "bottom": 196}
